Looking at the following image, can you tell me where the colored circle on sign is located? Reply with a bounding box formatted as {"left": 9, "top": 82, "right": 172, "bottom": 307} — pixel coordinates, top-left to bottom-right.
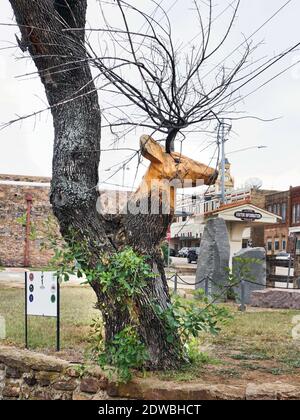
{"left": 51, "top": 295, "right": 56, "bottom": 303}
{"left": 29, "top": 273, "right": 34, "bottom": 281}
{"left": 29, "top": 294, "right": 34, "bottom": 303}
{"left": 29, "top": 284, "right": 34, "bottom": 293}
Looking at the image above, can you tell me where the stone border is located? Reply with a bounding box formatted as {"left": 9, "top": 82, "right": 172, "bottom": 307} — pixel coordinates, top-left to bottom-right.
{"left": 0, "top": 345, "right": 299, "bottom": 400}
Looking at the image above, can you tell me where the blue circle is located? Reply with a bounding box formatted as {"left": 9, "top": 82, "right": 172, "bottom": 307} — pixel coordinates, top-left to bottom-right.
{"left": 29, "top": 294, "right": 34, "bottom": 303}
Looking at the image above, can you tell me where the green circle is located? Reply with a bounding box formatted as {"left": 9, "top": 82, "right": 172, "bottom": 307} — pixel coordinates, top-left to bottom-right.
{"left": 51, "top": 294, "right": 56, "bottom": 303}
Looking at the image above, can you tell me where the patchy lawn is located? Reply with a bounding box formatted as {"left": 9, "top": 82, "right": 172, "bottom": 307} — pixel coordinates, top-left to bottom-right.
{"left": 1, "top": 285, "right": 300, "bottom": 385}
{"left": 0, "top": 286, "right": 99, "bottom": 361}
{"left": 157, "top": 305, "right": 300, "bottom": 385}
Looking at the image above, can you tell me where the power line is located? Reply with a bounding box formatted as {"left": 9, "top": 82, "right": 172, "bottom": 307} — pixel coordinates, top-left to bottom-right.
{"left": 201, "top": 0, "right": 294, "bottom": 81}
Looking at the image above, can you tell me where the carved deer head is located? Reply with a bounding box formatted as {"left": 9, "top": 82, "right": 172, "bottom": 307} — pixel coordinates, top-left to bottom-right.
{"left": 105, "top": 135, "right": 218, "bottom": 253}
{"left": 136, "top": 135, "right": 218, "bottom": 210}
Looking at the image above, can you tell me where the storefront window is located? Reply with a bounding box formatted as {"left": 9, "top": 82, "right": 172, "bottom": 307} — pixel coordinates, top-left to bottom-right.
{"left": 292, "top": 204, "right": 300, "bottom": 224}
{"left": 296, "top": 239, "right": 300, "bottom": 255}
{"left": 281, "top": 203, "right": 287, "bottom": 222}
{"left": 277, "top": 204, "right": 281, "bottom": 215}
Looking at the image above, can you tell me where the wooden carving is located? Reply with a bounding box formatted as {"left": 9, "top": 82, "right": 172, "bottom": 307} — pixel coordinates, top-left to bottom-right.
{"left": 103, "top": 135, "right": 218, "bottom": 254}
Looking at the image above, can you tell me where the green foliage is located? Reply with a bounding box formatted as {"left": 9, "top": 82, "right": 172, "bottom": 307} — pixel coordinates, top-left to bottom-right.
{"left": 50, "top": 237, "right": 89, "bottom": 283}
{"left": 93, "top": 248, "right": 154, "bottom": 300}
{"left": 42, "top": 226, "right": 231, "bottom": 382}
{"left": 232, "top": 257, "right": 263, "bottom": 284}
{"left": 83, "top": 250, "right": 153, "bottom": 382}
{"left": 184, "top": 337, "right": 213, "bottom": 364}
{"left": 225, "top": 257, "right": 263, "bottom": 301}
{"left": 87, "top": 316, "right": 105, "bottom": 356}
{"left": 16, "top": 213, "right": 37, "bottom": 240}
{"left": 73, "top": 364, "right": 87, "bottom": 378}
{"left": 154, "top": 293, "right": 231, "bottom": 358}
{"left": 161, "top": 242, "right": 171, "bottom": 266}
{"left": 98, "top": 326, "right": 149, "bottom": 383}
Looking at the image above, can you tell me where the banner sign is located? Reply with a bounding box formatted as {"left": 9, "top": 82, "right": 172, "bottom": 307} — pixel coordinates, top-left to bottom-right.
{"left": 234, "top": 209, "right": 263, "bottom": 221}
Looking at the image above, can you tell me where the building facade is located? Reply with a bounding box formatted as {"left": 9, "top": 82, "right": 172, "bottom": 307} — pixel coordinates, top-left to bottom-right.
{"left": 170, "top": 187, "right": 279, "bottom": 253}
{"left": 263, "top": 186, "right": 300, "bottom": 255}
{"left": 264, "top": 190, "right": 290, "bottom": 255}
{"left": 289, "top": 186, "right": 300, "bottom": 255}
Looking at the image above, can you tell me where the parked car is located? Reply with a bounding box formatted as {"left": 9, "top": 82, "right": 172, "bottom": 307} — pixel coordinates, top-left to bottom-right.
{"left": 275, "top": 252, "right": 294, "bottom": 267}
{"left": 178, "top": 247, "right": 190, "bottom": 258}
{"left": 169, "top": 248, "right": 177, "bottom": 257}
{"left": 187, "top": 247, "right": 200, "bottom": 263}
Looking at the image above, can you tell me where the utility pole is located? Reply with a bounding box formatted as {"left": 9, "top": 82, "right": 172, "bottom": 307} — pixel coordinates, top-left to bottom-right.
{"left": 218, "top": 119, "right": 232, "bottom": 205}
{"left": 220, "top": 120, "right": 226, "bottom": 204}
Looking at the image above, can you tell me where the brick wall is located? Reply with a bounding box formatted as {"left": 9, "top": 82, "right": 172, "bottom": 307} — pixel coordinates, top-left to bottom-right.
{"left": 250, "top": 189, "right": 280, "bottom": 248}
{"left": 0, "top": 175, "right": 59, "bottom": 268}
{"left": 0, "top": 174, "right": 129, "bottom": 268}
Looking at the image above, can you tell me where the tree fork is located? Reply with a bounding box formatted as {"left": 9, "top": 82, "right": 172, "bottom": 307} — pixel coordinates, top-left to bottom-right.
{"left": 9, "top": 0, "right": 186, "bottom": 370}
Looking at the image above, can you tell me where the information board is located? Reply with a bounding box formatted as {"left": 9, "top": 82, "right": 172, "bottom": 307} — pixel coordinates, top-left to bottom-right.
{"left": 26, "top": 272, "right": 58, "bottom": 317}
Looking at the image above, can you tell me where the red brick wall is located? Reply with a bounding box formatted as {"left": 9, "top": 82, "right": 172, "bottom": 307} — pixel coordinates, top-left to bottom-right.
{"left": 291, "top": 186, "right": 300, "bottom": 227}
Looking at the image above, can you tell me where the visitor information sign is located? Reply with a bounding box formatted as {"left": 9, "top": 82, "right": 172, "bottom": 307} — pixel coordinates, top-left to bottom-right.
{"left": 234, "top": 209, "right": 263, "bottom": 221}
{"left": 25, "top": 272, "right": 60, "bottom": 350}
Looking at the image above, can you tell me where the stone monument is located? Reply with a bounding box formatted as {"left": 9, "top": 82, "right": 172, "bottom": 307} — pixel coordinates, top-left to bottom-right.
{"left": 232, "top": 247, "right": 266, "bottom": 305}
{"left": 196, "top": 218, "right": 230, "bottom": 301}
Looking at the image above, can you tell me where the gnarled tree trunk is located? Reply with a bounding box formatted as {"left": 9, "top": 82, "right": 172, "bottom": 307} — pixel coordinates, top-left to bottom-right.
{"left": 9, "top": 0, "right": 184, "bottom": 369}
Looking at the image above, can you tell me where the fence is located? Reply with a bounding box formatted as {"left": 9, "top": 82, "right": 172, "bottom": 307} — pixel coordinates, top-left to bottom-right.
{"left": 167, "top": 263, "right": 300, "bottom": 313}
{"left": 266, "top": 256, "right": 299, "bottom": 289}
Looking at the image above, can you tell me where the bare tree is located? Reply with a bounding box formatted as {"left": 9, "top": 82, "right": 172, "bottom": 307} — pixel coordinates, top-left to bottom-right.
{"left": 7, "top": 0, "right": 300, "bottom": 370}
{"left": 91, "top": 0, "right": 248, "bottom": 152}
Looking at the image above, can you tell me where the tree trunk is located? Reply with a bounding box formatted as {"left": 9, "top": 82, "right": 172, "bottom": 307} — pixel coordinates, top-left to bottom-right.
{"left": 9, "top": 0, "right": 184, "bottom": 370}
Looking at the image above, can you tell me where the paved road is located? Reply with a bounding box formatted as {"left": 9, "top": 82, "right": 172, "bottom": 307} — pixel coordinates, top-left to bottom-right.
{"left": 170, "top": 257, "right": 195, "bottom": 266}
{"left": 0, "top": 269, "right": 198, "bottom": 291}
{"left": 0, "top": 270, "right": 83, "bottom": 288}
{"left": 0, "top": 263, "right": 294, "bottom": 291}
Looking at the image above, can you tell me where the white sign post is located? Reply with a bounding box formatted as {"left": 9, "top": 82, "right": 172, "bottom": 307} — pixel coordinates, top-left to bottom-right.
{"left": 25, "top": 272, "right": 60, "bottom": 351}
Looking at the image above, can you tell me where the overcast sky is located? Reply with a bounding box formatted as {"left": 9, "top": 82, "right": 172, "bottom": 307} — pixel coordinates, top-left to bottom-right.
{"left": 0, "top": 0, "right": 299, "bottom": 192}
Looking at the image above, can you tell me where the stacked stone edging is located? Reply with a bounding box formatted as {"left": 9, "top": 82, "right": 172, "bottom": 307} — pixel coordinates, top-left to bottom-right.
{"left": 0, "top": 345, "right": 300, "bottom": 400}
{"left": 251, "top": 289, "right": 300, "bottom": 309}
{"left": 0, "top": 346, "right": 108, "bottom": 400}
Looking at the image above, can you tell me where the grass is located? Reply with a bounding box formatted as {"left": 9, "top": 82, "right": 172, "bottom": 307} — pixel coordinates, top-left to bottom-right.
{"left": 208, "top": 307, "right": 300, "bottom": 362}
{"left": 0, "top": 285, "right": 300, "bottom": 382}
{"left": 0, "top": 286, "right": 98, "bottom": 355}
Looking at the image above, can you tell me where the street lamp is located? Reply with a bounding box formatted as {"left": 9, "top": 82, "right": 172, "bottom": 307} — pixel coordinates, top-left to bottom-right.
{"left": 227, "top": 145, "right": 267, "bottom": 155}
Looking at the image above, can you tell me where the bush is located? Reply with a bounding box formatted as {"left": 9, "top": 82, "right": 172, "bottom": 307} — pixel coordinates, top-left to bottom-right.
{"left": 98, "top": 326, "right": 149, "bottom": 383}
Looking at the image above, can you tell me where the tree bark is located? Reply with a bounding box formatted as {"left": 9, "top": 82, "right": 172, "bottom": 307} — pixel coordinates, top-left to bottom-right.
{"left": 9, "top": 0, "right": 184, "bottom": 369}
